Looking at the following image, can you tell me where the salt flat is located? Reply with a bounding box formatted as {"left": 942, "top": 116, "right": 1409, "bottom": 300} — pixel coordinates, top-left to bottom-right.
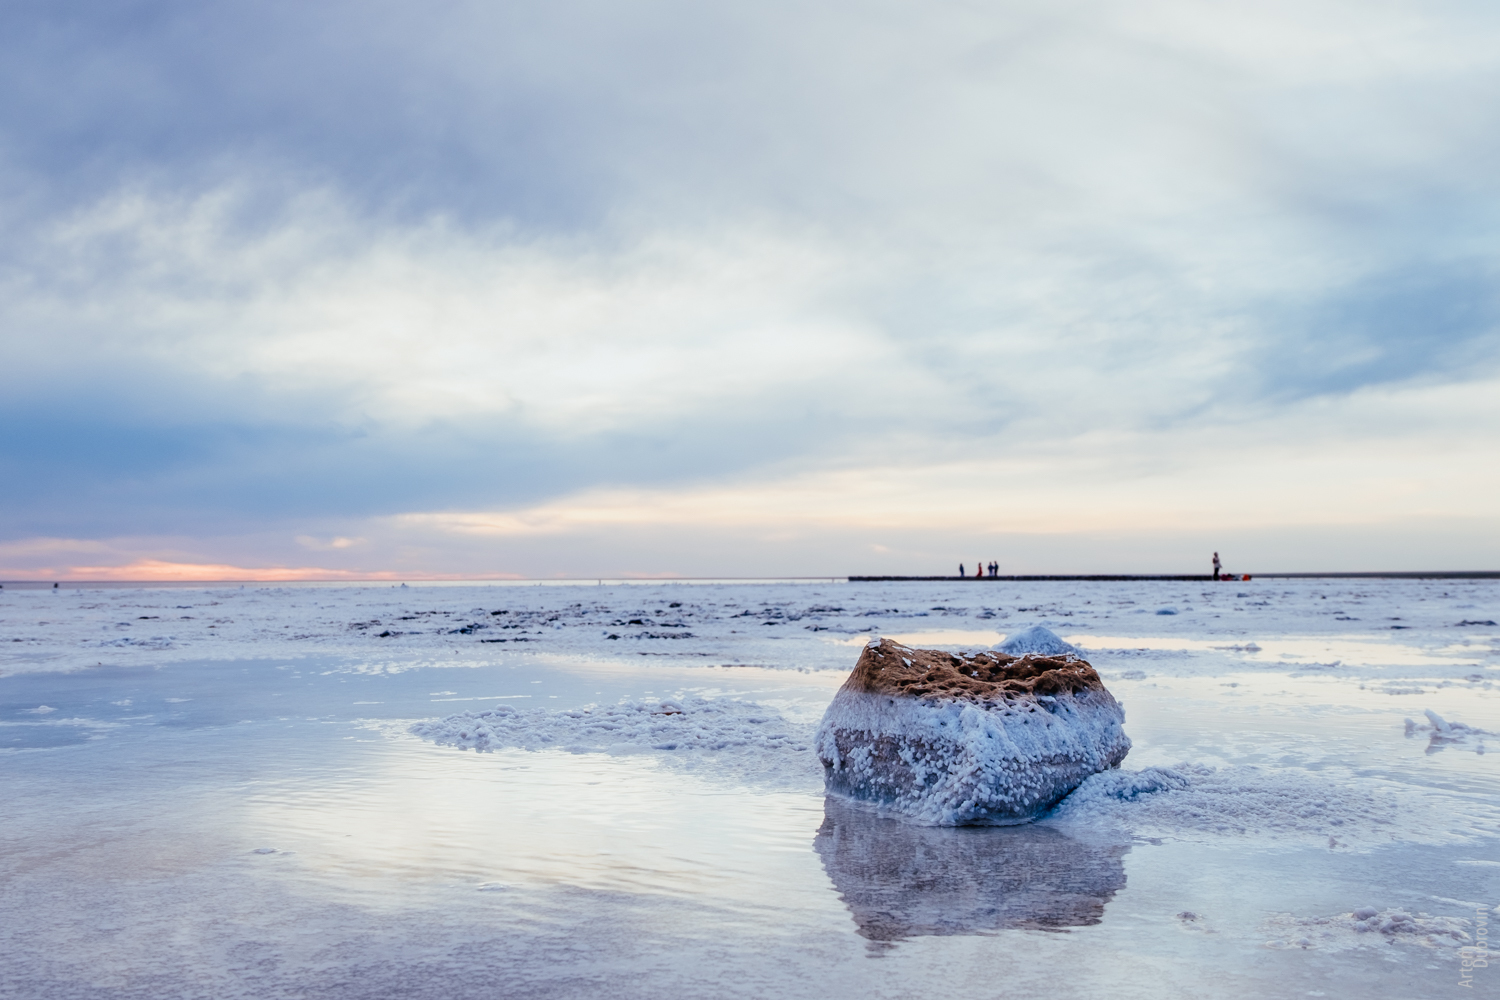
{"left": 1, "top": 579, "right": 1496, "bottom": 999}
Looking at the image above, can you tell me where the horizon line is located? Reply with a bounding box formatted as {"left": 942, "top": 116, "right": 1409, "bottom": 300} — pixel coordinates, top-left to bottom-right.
{"left": 3, "top": 570, "right": 1498, "bottom": 589}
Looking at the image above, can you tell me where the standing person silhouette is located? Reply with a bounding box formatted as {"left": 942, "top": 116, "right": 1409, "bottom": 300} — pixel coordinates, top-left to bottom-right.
{"left": 1212, "top": 552, "right": 1221, "bottom": 580}
{"left": 959, "top": 563, "right": 965, "bottom": 578}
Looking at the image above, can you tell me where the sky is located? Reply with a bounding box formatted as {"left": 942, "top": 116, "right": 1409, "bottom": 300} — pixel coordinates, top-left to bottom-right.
{"left": 1, "top": 0, "right": 1498, "bottom": 580}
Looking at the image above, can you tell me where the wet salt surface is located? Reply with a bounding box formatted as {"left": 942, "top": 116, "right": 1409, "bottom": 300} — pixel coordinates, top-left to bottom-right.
{"left": 1, "top": 579, "right": 1498, "bottom": 998}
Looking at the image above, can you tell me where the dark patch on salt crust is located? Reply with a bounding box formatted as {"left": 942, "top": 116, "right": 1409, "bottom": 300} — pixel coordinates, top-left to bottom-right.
{"left": 846, "top": 639, "right": 1103, "bottom": 701}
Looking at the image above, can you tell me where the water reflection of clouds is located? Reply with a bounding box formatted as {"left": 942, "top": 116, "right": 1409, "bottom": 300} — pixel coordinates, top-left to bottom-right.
{"left": 814, "top": 797, "right": 1127, "bottom": 945}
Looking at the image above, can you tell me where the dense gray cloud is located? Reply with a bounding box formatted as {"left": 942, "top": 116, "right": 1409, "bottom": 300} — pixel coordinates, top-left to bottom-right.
{"left": 1, "top": 0, "right": 1498, "bottom": 574}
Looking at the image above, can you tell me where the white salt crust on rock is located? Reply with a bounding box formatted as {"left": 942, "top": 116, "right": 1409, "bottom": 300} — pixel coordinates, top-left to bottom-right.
{"left": 816, "top": 637, "right": 1131, "bottom": 825}
{"left": 994, "top": 625, "right": 1081, "bottom": 657}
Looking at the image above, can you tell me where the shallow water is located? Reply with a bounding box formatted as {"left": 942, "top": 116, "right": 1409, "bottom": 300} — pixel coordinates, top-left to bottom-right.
{"left": 2, "top": 580, "right": 1497, "bottom": 999}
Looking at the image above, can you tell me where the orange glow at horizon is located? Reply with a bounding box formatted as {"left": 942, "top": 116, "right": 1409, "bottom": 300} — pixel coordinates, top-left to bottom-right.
{"left": 0, "top": 559, "right": 526, "bottom": 583}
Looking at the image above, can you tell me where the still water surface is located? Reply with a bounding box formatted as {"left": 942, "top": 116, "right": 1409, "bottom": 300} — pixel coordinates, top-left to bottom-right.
{"left": 1, "top": 650, "right": 1494, "bottom": 999}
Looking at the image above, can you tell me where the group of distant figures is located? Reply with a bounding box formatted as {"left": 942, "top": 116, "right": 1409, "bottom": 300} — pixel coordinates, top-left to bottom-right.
{"left": 953, "top": 554, "right": 1249, "bottom": 581}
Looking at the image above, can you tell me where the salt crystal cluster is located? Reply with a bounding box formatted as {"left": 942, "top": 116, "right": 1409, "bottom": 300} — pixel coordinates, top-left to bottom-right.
{"left": 816, "top": 633, "right": 1131, "bottom": 825}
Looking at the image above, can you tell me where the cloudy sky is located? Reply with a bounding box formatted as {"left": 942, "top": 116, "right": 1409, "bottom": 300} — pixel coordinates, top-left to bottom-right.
{"left": 2, "top": 0, "right": 1498, "bottom": 579}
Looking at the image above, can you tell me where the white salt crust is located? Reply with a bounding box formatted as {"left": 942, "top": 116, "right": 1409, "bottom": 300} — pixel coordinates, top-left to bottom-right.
{"left": 4, "top": 579, "right": 1493, "bottom": 684}
{"left": 994, "top": 625, "right": 1080, "bottom": 657}
{"left": 411, "top": 697, "right": 1500, "bottom": 846}
{"left": 1049, "top": 763, "right": 1500, "bottom": 847}
{"left": 1262, "top": 906, "right": 1482, "bottom": 952}
{"left": 411, "top": 696, "right": 820, "bottom": 785}
{"left": 815, "top": 681, "right": 1131, "bottom": 826}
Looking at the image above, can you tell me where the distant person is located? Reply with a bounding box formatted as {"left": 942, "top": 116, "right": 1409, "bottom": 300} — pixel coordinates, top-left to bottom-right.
{"left": 989, "top": 561, "right": 998, "bottom": 577}
{"left": 976, "top": 558, "right": 983, "bottom": 579}
{"left": 1212, "top": 552, "right": 1221, "bottom": 580}
{"left": 959, "top": 563, "right": 965, "bottom": 578}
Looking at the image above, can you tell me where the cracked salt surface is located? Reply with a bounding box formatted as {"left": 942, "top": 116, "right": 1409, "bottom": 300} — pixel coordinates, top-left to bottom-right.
{"left": 2, "top": 578, "right": 1498, "bottom": 999}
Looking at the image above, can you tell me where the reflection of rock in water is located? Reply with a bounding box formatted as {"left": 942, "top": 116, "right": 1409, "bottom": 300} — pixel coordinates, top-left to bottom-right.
{"left": 814, "top": 797, "right": 1128, "bottom": 942}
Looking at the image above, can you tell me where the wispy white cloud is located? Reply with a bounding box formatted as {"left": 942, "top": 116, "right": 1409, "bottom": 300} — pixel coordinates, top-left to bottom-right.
{"left": 1, "top": 0, "right": 1498, "bottom": 573}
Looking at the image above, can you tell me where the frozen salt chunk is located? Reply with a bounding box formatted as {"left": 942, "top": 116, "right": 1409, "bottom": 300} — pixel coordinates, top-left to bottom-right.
{"left": 993, "top": 625, "right": 1079, "bottom": 657}
{"left": 1155, "top": 607, "right": 1178, "bottom": 615}
{"left": 1406, "top": 709, "right": 1491, "bottom": 753}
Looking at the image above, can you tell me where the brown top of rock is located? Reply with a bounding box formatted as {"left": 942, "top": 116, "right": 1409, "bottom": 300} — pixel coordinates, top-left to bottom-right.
{"left": 842, "top": 638, "right": 1106, "bottom": 702}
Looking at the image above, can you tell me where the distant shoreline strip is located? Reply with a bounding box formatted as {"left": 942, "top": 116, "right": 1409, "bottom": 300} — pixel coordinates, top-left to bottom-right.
{"left": 848, "top": 572, "right": 1500, "bottom": 581}
{"left": 1, "top": 572, "right": 1496, "bottom": 591}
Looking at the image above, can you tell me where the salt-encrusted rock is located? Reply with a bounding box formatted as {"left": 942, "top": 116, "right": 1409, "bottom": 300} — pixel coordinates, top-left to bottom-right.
{"left": 816, "top": 637, "right": 1131, "bottom": 825}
